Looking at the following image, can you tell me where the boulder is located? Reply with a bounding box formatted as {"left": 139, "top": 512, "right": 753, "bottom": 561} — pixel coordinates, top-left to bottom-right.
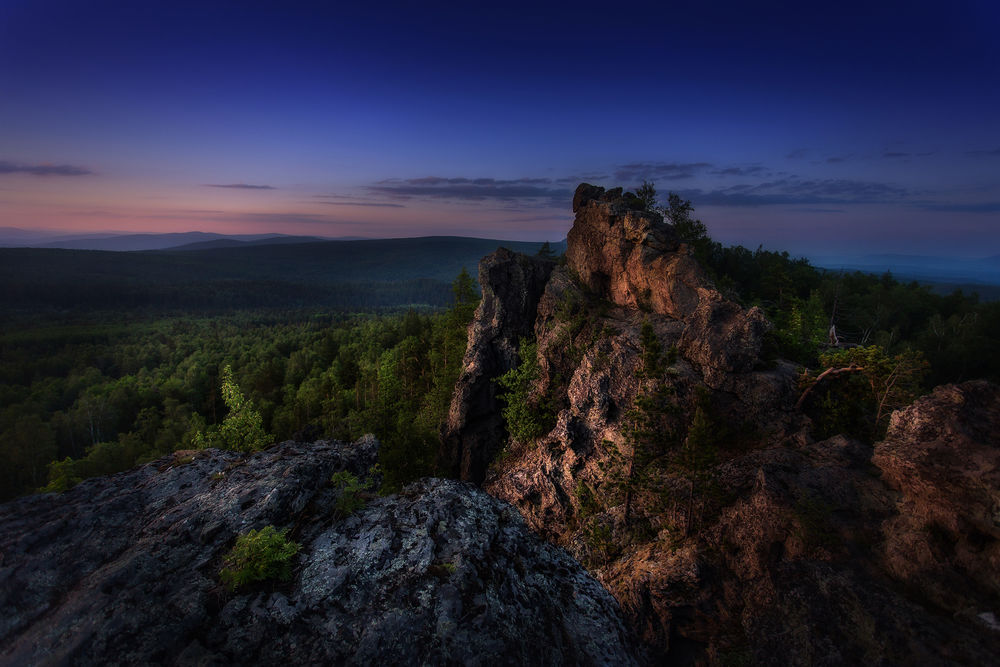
{"left": 0, "top": 438, "right": 640, "bottom": 666}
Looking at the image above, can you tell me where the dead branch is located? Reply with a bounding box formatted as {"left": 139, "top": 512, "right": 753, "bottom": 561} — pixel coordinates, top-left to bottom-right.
{"left": 795, "top": 364, "right": 864, "bottom": 410}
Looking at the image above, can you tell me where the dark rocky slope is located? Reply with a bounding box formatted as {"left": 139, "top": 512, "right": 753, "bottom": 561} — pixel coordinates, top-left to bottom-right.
{"left": 0, "top": 437, "right": 640, "bottom": 666}
{"left": 443, "top": 184, "right": 1000, "bottom": 664}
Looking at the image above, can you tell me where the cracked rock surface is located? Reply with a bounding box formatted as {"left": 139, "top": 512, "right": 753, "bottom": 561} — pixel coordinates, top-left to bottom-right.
{"left": 0, "top": 437, "right": 639, "bottom": 666}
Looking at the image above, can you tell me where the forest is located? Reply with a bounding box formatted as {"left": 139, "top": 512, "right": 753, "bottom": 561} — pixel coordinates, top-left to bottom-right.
{"left": 1, "top": 219, "right": 998, "bottom": 501}
{"left": 0, "top": 267, "right": 479, "bottom": 500}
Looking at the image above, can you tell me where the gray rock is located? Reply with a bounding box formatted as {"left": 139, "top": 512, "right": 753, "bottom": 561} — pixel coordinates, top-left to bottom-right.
{"left": 440, "top": 247, "right": 555, "bottom": 483}
{"left": 0, "top": 437, "right": 640, "bottom": 666}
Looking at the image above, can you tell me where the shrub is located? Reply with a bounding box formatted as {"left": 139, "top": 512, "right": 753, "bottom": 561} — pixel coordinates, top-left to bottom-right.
{"left": 574, "top": 480, "right": 600, "bottom": 520}
{"left": 804, "top": 345, "right": 928, "bottom": 440}
{"left": 496, "top": 339, "right": 552, "bottom": 445}
{"left": 219, "top": 525, "right": 301, "bottom": 592}
{"left": 331, "top": 470, "right": 367, "bottom": 517}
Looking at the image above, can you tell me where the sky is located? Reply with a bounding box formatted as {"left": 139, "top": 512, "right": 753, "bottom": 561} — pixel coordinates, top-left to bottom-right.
{"left": 1, "top": 0, "right": 998, "bottom": 257}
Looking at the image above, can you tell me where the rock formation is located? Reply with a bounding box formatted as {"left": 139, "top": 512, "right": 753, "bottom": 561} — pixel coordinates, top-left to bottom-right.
{"left": 0, "top": 438, "right": 640, "bottom": 666}
{"left": 443, "top": 183, "right": 1000, "bottom": 663}
{"left": 5, "top": 182, "right": 999, "bottom": 665}
{"left": 567, "top": 185, "right": 771, "bottom": 387}
{"left": 874, "top": 380, "right": 1000, "bottom": 622}
{"left": 440, "top": 247, "right": 555, "bottom": 483}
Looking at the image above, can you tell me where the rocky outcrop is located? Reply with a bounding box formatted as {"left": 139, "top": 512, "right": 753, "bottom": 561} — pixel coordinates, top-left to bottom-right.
{"left": 441, "top": 247, "right": 555, "bottom": 483}
{"left": 567, "top": 184, "right": 770, "bottom": 385}
{"left": 489, "top": 388, "right": 1000, "bottom": 664}
{"left": 567, "top": 185, "right": 697, "bottom": 318}
{"left": 874, "top": 381, "right": 1000, "bottom": 620}
{"left": 441, "top": 185, "right": 782, "bottom": 487}
{"left": 0, "top": 438, "right": 640, "bottom": 666}
{"left": 444, "top": 183, "right": 1000, "bottom": 662}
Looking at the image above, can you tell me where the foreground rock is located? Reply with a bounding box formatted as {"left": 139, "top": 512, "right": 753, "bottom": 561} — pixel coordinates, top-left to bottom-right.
{"left": 0, "top": 438, "right": 639, "bottom": 666}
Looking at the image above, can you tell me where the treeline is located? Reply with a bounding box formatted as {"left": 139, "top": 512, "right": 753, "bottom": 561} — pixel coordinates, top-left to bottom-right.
{"left": 702, "top": 243, "right": 1000, "bottom": 387}
{"left": 0, "top": 272, "right": 479, "bottom": 500}
{"left": 1, "top": 276, "right": 453, "bottom": 313}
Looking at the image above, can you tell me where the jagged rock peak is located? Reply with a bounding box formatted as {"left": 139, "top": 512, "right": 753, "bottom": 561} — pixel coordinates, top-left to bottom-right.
{"left": 0, "top": 437, "right": 640, "bottom": 666}
{"left": 567, "top": 183, "right": 698, "bottom": 319}
{"left": 440, "top": 247, "right": 555, "bottom": 483}
{"left": 567, "top": 183, "right": 770, "bottom": 385}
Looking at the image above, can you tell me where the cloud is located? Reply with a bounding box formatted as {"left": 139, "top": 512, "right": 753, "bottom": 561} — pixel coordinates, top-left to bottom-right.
{"left": 0, "top": 160, "right": 93, "bottom": 176}
{"left": 204, "top": 183, "right": 276, "bottom": 190}
{"left": 914, "top": 201, "right": 1000, "bottom": 213}
{"left": 882, "top": 150, "right": 933, "bottom": 159}
{"left": 711, "top": 165, "right": 768, "bottom": 177}
{"left": 789, "top": 207, "right": 847, "bottom": 214}
{"left": 678, "top": 177, "right": 909, "bottom": 207}
{"left": 785, "top": 148, "right": 810, "bottom": 159}
{"left": 313, "top": 193, "right": 404, "bottom": 208}
{"left": 555, "top": 173, "right": 609, "bottom": 184}
{"left": 366, "top": 177, "right": 571, "bottom": 205}
{"left": 318, "top": 200, "right": 405, "bottom": 208}
{"left": 967, "top": 147, "right": 1000, "bottom": 157}
{"left": 613, "top": 162, "right": 712, "bottom": 183}
{"left": 233, "top": 212, "right": 348, "bottom": 225}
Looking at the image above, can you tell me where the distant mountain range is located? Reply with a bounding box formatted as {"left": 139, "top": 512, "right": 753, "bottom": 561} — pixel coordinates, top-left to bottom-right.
{"left": 0, "top": 236, "right": 567, "bottom": 313}
{"left": 0, "top": 229, "right": 363, "bottom": 251}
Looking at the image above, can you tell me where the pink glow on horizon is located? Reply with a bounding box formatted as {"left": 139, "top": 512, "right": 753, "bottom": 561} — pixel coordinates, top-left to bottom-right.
{"left": 1, "top": 174, "right": 573, "bottom": 241}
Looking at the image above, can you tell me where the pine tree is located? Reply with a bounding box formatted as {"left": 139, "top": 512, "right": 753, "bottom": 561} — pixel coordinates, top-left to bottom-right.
{"left": 215, "top": 365, "right": 271, "bottom": 452}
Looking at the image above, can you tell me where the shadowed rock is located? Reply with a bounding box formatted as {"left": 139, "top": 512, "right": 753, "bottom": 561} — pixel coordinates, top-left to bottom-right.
{"left": 443, "top": 183, "right": 1000, "bottom": 662}
{"left": 0, "top": 438, "right": 640, "bottom": 666}
{"left": 440, "top": 247, "right": 555, "bottom": 483}
{"left": 874, "top": 380, "right": 1000, "bottom": 616}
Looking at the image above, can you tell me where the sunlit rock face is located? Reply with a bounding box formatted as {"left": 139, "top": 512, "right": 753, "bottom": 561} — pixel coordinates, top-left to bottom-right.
{"left": 567, "top": 184, "right": 771, "bottom": 388}
{"left": 445, "top": 183, "right": 1000, "bottom": 663}
{"left": 0, "top": 437, "right": 640, "bottom": 666}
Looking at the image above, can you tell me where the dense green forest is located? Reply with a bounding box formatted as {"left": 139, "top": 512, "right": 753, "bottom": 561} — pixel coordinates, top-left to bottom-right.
{"left": 0, "top": 271, "right": 479, "bottom": 500}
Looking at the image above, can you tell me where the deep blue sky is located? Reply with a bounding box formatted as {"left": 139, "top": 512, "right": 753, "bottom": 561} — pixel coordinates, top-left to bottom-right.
{"left": 1, "top": 0, "right": 998, "bottom": 256}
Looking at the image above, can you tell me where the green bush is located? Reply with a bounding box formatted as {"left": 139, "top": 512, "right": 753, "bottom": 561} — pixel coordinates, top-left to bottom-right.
{"left": 496, "top": 339, "right": 552, "bottom": 445}
{"left": 331, "top": 470, "right": 367, "bottom": 517}
{"left": 219, "top": 525, "right": 301, "bottom": 592}
{"left": 195, "top": 365, "right": 271, "bottom": 452}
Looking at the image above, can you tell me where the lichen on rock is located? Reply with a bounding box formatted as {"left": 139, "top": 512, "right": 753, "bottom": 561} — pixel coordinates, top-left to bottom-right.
{"left": 0, "top": 437, "right": 640, "bottom": 666}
